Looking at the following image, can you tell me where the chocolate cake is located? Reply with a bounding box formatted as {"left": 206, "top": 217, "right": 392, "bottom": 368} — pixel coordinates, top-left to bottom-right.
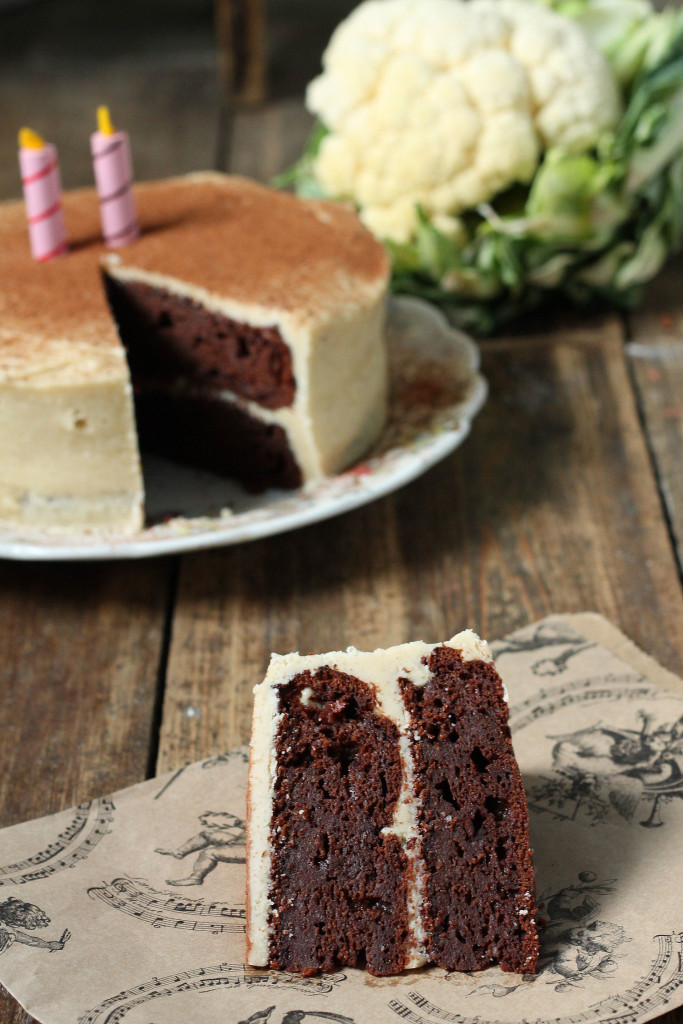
{"left": 246, "top": 631, "right": 538, "bottom": 978}
{"left": 0, "top": 173, "right": 389, "bottom": 533}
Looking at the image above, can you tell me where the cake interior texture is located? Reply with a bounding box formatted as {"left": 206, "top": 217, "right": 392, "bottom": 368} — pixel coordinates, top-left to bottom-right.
{"left": 270, "top": 668, "right": 411, "bottom": 975}
{"left": 105, "top": 279, "right": 296, "bottom": 408}
{"left": 133, "top": 389, "right": 302, "bottom": 491}
{"left": 247, "top": 632, "right": 538, "bottom": 978}
{"left": 105, "top": 277, "right": 302, "bottom": 491}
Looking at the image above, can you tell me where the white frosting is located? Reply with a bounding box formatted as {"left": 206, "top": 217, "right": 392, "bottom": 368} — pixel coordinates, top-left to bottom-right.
{"left": 0, "top": 363, "right": 143, "bottom": 533}
{"left": 246, "top": 629, "right": 494, "bottom": 968}
{"left": 262, "top": 629, "right": 492, "bottom": 690}
{"left": 247, "top": 677, "right": 283, "bottom": 966}
{"left": 373, "top": 673, "right": 428, "bottom": 967}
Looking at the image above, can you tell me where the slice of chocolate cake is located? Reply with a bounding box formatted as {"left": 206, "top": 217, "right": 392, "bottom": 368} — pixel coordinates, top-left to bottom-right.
{"left": 246, "top": 631, "right": 538, "bottom": 978}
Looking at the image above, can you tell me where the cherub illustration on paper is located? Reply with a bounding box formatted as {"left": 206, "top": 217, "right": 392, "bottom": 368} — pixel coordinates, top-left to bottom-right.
{"left": 538, "top": 872, "right": 628, "bottom": 991}
{"left": 530, "top": 709, "right": 683, "bottom": 827}
{"left": 492, "top": 622, "right": 594, "bottom": 676}
{"left": 543, "top": 919, "right": 628, "bottom": 990}
{"left": 155, "top": 811, "right": 246, "bottom": 886}
{"left": 0, "top": 898, "right": 70, "bottom": 955}
{"left": 466, "top": 871, "right": 627, "bottom": 997}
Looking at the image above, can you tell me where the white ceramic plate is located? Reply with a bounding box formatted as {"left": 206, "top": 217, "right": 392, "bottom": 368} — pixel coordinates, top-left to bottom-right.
{"left": 0, "top": 297, "right": 487, "bottom": 561}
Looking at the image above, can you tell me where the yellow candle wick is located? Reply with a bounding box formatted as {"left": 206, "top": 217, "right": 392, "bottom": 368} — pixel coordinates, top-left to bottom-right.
{"left": 97, "top": 106, "right": 116, "bottom": 136}
{"left": 18, "top": 127, "right": 45, "bottom": 149}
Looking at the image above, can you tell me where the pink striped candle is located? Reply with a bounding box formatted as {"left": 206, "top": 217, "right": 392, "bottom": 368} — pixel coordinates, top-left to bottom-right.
{"left": 18, "top": 128, "right": 68, "bottom": 263}
{"left": 90, "top": 106, "right": 139, "bottom": 247}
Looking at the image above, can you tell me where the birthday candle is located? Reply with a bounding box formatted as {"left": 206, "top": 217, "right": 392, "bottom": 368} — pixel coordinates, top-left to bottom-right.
{"left": 90, "top": 106, "right": 139, "bottom": 247}
{"left": 18, "top": 128, "right": 68, "bottom": 263}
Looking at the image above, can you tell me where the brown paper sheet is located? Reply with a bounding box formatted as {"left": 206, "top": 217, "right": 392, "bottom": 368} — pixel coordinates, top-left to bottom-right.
{"left": 1, "top": 613, "right": 682, "bottom": 1024}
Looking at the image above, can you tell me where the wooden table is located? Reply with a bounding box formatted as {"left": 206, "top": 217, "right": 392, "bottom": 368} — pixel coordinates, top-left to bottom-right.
{"left": 1, "top": 2, "right": 682, "bottom": 1021}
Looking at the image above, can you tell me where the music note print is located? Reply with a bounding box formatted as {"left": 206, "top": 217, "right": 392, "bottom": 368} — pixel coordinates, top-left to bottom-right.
{"left": 0, "top": 798, "right": 115, "bottom": 887}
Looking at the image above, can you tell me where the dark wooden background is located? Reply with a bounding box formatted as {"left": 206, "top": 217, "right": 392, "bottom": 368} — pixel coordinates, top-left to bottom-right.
{"left": 1, "top": 1, "right": 682, "bottom": 1021}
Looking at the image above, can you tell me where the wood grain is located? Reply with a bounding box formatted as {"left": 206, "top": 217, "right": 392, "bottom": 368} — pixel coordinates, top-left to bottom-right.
{"left": 0, "top": 560, "right": 172, "bottom": 1024}
{"left": 0, "top": 561, "right": 174, "bottom": 829}
{"left": 214, "top": 0, "right": 267, "bottom": 106}
{"left": 627, "top": 257, "right": 683, "bottom": 578}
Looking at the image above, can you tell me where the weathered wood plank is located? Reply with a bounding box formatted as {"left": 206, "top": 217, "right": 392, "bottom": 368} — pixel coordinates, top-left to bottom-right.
{"left": 215, "top": 0, "right": 268, "bottom": 106}
{"left": 226, "top": 97, "right": 313, "bottom": 181}
{"left": 626, "top": 257, "right": 683, "bottom": 579}
{"left": 0, "top": 560, "right": 173, "bottom": 1024}
{"left": 0, "top": 562, "right": 176, "bottom": 827}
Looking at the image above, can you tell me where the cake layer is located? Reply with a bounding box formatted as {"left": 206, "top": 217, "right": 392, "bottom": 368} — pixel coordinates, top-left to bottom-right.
{"left": 0, "top": 189, "right": 143, "bottom": 532}
{"left": 105, "top": 278, "right": 296, "bottom": 409}
{"left": 105, "top": 198, "right": 390, "bottom": 485}
{"left": 106, "top": 265, "right": 389, "bottom": 487}
{"left": 135, "top": 389, "right": 302, "bottom": 492}
{"left": 269, "top": 668, "right": 411, "bottom": 975}
{"left": 0, "top": 173, "right": 390, "bottom": 363}
{"left": 401, "top": 644, "right": 536, "bottom": 973}
{"left": 102, "top": 173, "right": 390, "bottom": 328}
{"left": 247, "top": 631, "right": 538, "bottom": 978}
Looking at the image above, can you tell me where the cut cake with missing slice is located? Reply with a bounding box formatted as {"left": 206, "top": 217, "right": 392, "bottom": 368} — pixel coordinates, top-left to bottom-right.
{"left": 246, "top": 630, "right": 538, "bottom": 977}
{"left": 0, "top": 173, "right": 389, "bottom": 534}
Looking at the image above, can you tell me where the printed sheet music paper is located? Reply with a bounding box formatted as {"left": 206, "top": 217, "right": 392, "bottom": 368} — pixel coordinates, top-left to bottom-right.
{"left": 0, "top": 613, "right": 682, "bottom": 1024}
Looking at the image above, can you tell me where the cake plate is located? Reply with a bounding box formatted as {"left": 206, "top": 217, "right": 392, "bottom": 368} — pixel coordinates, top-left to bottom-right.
{"left": 0, "top": 297, "right": 487, "bottom": 560}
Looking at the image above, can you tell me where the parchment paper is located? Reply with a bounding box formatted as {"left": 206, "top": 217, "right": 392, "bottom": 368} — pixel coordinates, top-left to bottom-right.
{"left": 1, "top": 613, "right": 682, "bottom": 1024}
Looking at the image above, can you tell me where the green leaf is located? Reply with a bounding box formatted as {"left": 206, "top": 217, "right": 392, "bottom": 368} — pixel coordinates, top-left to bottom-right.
{"left": 271, "top": 120, "right": 330, "bottom": 192}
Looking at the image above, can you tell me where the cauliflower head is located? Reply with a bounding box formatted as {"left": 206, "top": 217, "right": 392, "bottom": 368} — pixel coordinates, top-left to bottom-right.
{"left": 306, "top": 0, "right": 622, "bottom": 242}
